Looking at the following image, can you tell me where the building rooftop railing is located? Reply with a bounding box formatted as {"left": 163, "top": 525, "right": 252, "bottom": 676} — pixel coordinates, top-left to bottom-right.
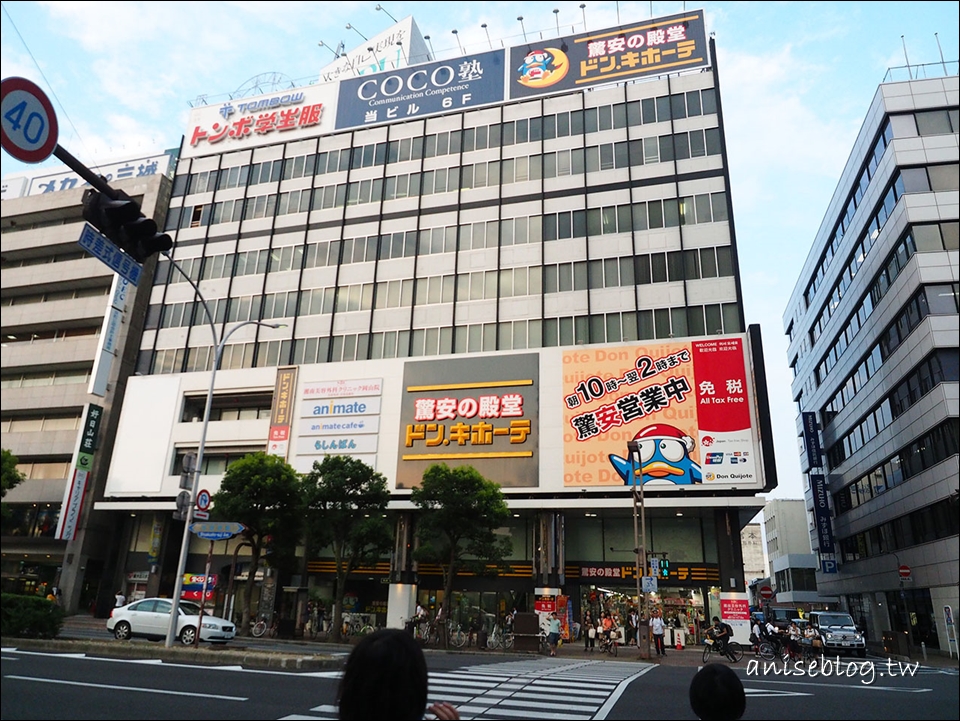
{"left": 882, "top": 60, "right": 959, "bottom": 83}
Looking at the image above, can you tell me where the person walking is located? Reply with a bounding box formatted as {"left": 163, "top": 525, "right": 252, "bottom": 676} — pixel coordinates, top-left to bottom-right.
{"left": 628, "top": 607, "right": 639, "bottom": 646}
{"left": 115, "top": 589, "right": 126, "bottom": 608}
{"left": 547, "top": 612, "right": 562, "bottom": 657}
{"left": 583, "top": 609, "right": 596, "bottom": 652}
{"left": 651, "top": 608, "right": 667, "bottom": 656}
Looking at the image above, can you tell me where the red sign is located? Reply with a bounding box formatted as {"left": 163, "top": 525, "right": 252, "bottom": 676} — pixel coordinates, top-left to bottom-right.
{"left": 759, "top": 585, "right": 774, "bottom": 600}
{"left": 720, "top": 598, "right": 750, "bottom": 620}
{"left": 898, "top": 565, "right": 911, "bottom": 579}
{"left": 534, "top": 600, "right": 556, "bottom": 613}
{"left": 1, "top": 76, "right": 59, "bottom": 163}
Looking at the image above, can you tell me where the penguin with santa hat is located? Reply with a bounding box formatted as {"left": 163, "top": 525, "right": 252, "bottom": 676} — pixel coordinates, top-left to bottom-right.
{"left": 608, "top": 423, "right": 702, "bottom": 486}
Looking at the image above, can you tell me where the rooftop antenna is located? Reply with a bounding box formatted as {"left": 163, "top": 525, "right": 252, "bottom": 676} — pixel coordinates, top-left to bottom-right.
{"left": 375, "top": 4, "right": 398, "bottom": 23}
{"left": 482, "top": 23, "right": 492, "bottom": 49}
{"left": 935, "top": 33, "right": 948, "bottom": 75}
{"left": 553, "top": 8, "right": 560, "bottom": 37}
{"left": 451, "top": 29, "right": 464, "bottom": 54}
{"left": 580, "top": 3, "right": 587, "bottom": 31}
{"left": 901, "top": 35, "right": 912, "bottom": 78}
{"left": 346, "top": 23, "right": 368, "bottom": 41}
{"left": 518, "top": 16, "right": 527, "bottom": 42}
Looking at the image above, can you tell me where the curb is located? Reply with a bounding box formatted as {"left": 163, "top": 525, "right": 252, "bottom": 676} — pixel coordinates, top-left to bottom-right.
{"left": 0, "top": 636, "right": 344, "bottom": 671}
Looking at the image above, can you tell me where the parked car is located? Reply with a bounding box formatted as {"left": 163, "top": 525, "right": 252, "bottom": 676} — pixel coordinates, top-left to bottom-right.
{"left": 107, "top": 597, "right": 236, "bottom": 645}
{"left": 807, "top": 611, "right": 866, "bottom": 658}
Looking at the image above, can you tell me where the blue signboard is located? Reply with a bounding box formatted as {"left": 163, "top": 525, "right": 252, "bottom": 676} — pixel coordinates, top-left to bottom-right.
{"left": 77, "top": 223, "right": 141, "bottom": 286}
{"left": 809, "top": 473, "right": 836, "bottom": 554}
{"left": 336, "top": 50, "right": 505, "bottom": 131}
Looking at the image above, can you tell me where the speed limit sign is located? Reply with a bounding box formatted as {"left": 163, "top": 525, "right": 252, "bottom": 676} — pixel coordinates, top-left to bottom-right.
{"left": 1, "top": 76, "right": 59, "bottom": 163}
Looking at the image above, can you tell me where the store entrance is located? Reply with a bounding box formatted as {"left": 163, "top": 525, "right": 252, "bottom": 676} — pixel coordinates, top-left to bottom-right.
{"left": 578, "top": 584, "right": 711, "bottom": 645}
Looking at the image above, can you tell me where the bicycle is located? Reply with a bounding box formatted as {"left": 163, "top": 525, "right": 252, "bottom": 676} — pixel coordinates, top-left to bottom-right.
{"left": 702, "top": 634, "right": 743, "bottom": 663}
{"left": 251, "top": 614, "right": 276, "bottom": 638}
{"left": 598, "top": 628, "right": 619, "bottom": 657}
{"left": 487, "top": 622, "right": 514, "bottom": 650}
{"left": 448, "top": 623, "right": 468, "bottom": 649}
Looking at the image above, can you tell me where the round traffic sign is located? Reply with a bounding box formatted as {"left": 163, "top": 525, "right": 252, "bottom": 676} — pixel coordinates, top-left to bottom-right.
{"left": 759, "top": 585, "right": 774, "bottom": 600}
{"left": 898, "top": 564, "right": 911, "bottom": 579}
{"left": 196, "top": 489, "right": 211, "bottom": 512}
{"left": 1, "top": 77, "right": 59, "bottom": 163}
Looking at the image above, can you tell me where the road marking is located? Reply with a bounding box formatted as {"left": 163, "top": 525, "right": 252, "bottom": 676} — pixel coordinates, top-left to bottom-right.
{"left": 4, "top": 675, "right": 248, "bottom": 700}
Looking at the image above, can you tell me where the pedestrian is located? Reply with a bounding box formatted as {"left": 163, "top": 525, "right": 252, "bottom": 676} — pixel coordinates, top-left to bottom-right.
{"left": 583, "top": 609, "right": 596, "bottom": 652}
{"left": 689, "top": 663, "right": 745, "bottom": 720}
{"left": 628, "top": 607, "right": 639, "bottom": 646}
{"left": 547, "top": 611, "right": 562, "bottom": 657}
{"left": 338, "top": 628, "right": 459, "bottom": 720}
{"left": 115, "top": 589, "right": 126, "bottom": 607}
{"left": 651, "top": 608, "right": 667, "bottom": 656}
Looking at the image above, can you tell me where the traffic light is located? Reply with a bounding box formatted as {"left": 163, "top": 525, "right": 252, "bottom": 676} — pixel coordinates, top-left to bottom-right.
{"left": 82, "top": 188, "right": 172, "bottom": 263}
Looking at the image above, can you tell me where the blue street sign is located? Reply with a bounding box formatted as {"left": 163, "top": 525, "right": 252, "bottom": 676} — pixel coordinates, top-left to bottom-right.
{"left": 195, "top": 531, "right": 235, "bottom": 541}
{"left": 77, "top": 223, "right": 141, "bottom": 286}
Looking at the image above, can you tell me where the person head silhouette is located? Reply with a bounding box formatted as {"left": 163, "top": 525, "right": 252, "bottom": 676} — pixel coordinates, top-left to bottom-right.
{"left": 689, "top": 663, "right": 745, "bottom": 720}
{"left": 338, "top": 628, "right": 459, "bottom": 720}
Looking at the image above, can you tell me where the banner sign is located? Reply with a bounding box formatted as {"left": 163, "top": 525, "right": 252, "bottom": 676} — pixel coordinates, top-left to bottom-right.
{"left": 336, "top": 50, "right": 505, "bottom": 130}
{"left": 801, "top": 411, "right": 822, "bottom": 469}
{"left": 295, "top": 378, "right": 383, "bottom": 461}
{"left": 810, "top": 473, "right": 836, "bottom": 554}
{"left": 267, "top": 366, "right": 298, "bottom": 459}
{"left": 395, "top": 353, "right": 539, "bottom": 488}
{"left": 508, "top": 9, "right": 709, "bottom": 100}
{"left": 562, "top": 335, "right": 762, "bottom": 490}
{"left": 55, "top": 403, "right": 104, "bottom": 540}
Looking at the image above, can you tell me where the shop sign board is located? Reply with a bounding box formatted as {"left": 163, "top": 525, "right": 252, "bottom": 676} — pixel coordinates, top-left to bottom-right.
{"left": 562, "top": 334, "right": 764, "bottom": 491}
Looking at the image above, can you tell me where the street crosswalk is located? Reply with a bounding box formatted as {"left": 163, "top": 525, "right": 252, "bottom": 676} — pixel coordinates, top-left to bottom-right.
{"left": 279, "top": 658, "right": 652, "bottom": 721}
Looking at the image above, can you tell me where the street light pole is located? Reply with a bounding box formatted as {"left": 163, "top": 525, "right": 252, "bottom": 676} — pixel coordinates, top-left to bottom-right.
{"left": 627, "top": 440, "right": 650, "bottom": 659}
{"left": 162, "top": 251, "right": 283, "bottom": 647}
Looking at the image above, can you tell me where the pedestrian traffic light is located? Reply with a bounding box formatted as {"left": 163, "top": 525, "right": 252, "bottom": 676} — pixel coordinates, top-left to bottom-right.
{"left": 82, "top": 188, "right": 172, "bottom": 263}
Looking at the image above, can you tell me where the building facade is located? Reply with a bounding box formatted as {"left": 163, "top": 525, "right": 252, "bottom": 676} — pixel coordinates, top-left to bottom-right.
{"left": 1, "top": 161, "right": 172, "bottom": 614}
{"left": 783, "top": 69, "right": 959, "bottom": 655}
{"left": 98, "top": 11, "right": 777, "bottom": 636}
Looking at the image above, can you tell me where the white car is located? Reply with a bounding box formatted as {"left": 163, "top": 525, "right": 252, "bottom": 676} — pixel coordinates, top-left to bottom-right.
{"left": 107, "top": 597, "right": 236, "bottom": 645}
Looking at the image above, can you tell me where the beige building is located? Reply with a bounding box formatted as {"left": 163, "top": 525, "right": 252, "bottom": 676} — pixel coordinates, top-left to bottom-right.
{"left": 1, "top": 166, "right": 172, "bottom": 614}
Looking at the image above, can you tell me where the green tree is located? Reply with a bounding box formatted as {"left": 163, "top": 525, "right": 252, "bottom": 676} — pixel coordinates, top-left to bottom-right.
{"left": 1, "top": 449, "right": 26, "bottom": 521}
{"left": 210, "top": 452, "right": 302, "bottom": 635}
{"left": 411, "top": 464, "right": 512, "bottom": 631}
{"left": 301, "top": 455, "right": 392, "bottom": 642}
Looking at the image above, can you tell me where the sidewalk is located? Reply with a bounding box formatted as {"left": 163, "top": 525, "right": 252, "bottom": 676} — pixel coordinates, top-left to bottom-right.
{"left": 48, "top": 614, "right": 960, "bottom": 671}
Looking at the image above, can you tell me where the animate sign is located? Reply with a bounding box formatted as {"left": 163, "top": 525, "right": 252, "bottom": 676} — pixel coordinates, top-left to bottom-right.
{"left": 562, "top": 335, "right": 763, "bottom": 491}
{"left": 296, "top": 378, "right": 383, "bottom": 458}
{"left": 396, "top": 353, "right": 539, "bottom": 488}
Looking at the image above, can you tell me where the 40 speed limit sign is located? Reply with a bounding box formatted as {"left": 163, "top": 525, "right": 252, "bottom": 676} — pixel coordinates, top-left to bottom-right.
{"left": 1, "top": 76, "right": 59, "bottom": 163}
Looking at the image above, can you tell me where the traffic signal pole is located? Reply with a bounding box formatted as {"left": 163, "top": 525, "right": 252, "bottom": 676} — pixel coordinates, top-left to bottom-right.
{"left": 52, "top": 144, "right": 119, "bottom": 199}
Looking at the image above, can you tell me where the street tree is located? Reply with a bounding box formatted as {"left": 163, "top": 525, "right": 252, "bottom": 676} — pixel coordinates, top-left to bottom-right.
{"left": 411, "top": 463, "right": 512, "bottom": 631}
{"left": 301, "top": 455, "right": 392, "bottom": 642}
{"left": 210, "top": 452, "right": 302, "bottom": 635}
{"left": 1, "top": 448, "right": 26, "bottom": 521}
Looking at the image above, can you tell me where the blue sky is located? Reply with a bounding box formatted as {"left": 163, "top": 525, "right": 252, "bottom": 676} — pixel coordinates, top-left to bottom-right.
{"left": 2, "top": 1, "right": 958, "bottom": 503}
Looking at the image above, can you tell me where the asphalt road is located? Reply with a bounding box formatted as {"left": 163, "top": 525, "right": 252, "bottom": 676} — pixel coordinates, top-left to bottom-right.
{"left": 1, "top": 643, "right": 957, "bottom": 720}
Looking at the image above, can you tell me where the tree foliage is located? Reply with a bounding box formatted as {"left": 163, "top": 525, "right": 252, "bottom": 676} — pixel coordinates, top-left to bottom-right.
{"left": 1, "top": 449, "right": 26, "bottom": 521}
{"left": 301, "top": 455, "right": 392, "bottom": 642}
{"left": 411, "top": 464, "right": 512, "bottom": 624}
{"left": 210, "top": 452, "right": 302, "bottom": 635}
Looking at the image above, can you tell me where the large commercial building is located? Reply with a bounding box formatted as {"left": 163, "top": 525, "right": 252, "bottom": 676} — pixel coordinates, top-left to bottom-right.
{"left": 783, "top": 68, "right": 958, "bottom": 655}
{"left": 98, "top": 11, "right": 778, "bottom": 636}
{"left": 0, "top": 156, "right": 173, "bottom": 614}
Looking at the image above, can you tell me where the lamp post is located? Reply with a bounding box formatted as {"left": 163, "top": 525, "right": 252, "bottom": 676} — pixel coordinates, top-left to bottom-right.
{"left": 162, "top": 251, "right": 284, "bottom": 647}
{"left": 627, "top": 439, "right": 650, "bottom": 659}
{"left": 163, "top": 317, "right": 282, "bottom": 647}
